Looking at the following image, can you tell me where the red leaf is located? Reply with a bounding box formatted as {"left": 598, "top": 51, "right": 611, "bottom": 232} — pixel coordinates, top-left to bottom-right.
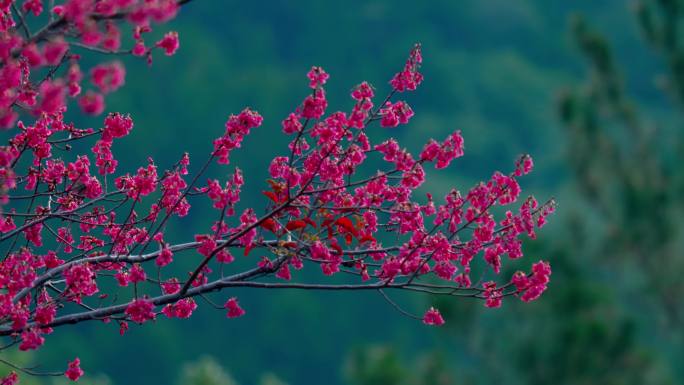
{"left": 330, "top": 241, "right": 343, "bottom": 254}
{"left": 285, "top": 220, "right": 307, "bottom": 231}
{"left": 359, "top": 234, "right": 376, "bottom": 244}
{"left": 267, "top": 179, "right": 283, "bottom": 192}
{"left": 336, "top": 217, "right": 357, "bottom": 236}
{"left": 259, "top": 218, "right": 279, "bottom": 233}
{"left": 262, "top": 191, "right": 279, "bottom": 203}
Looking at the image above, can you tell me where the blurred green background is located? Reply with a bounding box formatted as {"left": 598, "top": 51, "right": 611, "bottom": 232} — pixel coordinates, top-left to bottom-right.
{"left": 18, "top": 0, "right": 684, "bottom": 384}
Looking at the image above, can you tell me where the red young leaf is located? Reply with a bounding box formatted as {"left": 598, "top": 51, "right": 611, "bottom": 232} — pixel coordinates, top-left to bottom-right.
{"left": 285, "top": 220, "right": 307, "bottom": 231}
{"left": 259, "top": 218, "right": 279, "bottom": 233}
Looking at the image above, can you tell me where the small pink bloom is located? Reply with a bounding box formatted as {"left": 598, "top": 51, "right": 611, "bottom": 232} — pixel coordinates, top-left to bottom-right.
{"left": 78, "top": 91, "right": 105, "bottom": 115}
{"left": 306, "top": 66, "right": 329, "bottom": 89}
{"left": 162, "top": 298, "right": 196, "bottom": 319}
{"left": 422, "top": 307, "right": 445, "bottom": 326}
{"left": 161, "top": 278, "right": 181, "bottom": 294}
{"left": 390, "top": 44, "right": 423, "bottom": 92}
{"left": 22, "top": 0, "right": 43, "bottom": 16}
{"left": 132, "top": 40, "right": 147, "bottom": 56}
{"left": 102, "top": 112, "right": 133, "bottom": 142}
{"left": 43, "top": 38, "right": 68, "bottom": 65}
{"left": 483, "top": 281, "right": 503, "bottom": 308}
{"left": 0, "top": 371, "right": 18, "bottom": 385}
{"left": 275, "top": 263, "right": 291, "bottom": 280}
{"left": 125, "top": 298, "right": 156, "bottom": 324}
{"left": 19, "top": 328, "right": 44, "bottom": 351}
{"left": 156, "top": 31, "right": 179, "bottom": 56}
{"left": 351, "top": 81, "right": 374, "bottom": 100}
{"left": 224, "top": 297, "right": 245, "bottom": 318}
{"left": 156, "top": 246, "right": 173, "bottom": 267}
{"left": 65, "top": 358, "right": 84, "bottom": 381}
{"left": 281, "top": 113, "right": 302, "bottom": 134}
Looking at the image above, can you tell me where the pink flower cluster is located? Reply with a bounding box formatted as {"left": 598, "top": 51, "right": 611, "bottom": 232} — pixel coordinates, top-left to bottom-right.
{"left": 224, "top": 297, "right": 245, "bottom": 318}
{"left": 65, "top": 358, "right": 83, "bottom": 381}
{"left": 125, "top": 298, "right": 156, "bottom": 324}
{"left": 0, "top": 0, "right": 182, "bottom": 124}
{"left": 380, "top": 101, "right": 414, "bottom": 128}
{"left": 420, "top": 130, "right": 465, "bottom": 169}
{"left": 422, "top": 307, "right": 445, "bottom": 326}
{"left": 162, "top": 298, "right": 197, "bottom": 319}
{"left": 205, "top": 169, "right": 244, "bottom": 211}
{"left": 213, "top": 108, "right": 264, "bottom": 164}
{"left": 390, "top": 43, "right": 423, "bottom": 92}
{"left": 512, "top": 261, "right": 552, "bottom": 302}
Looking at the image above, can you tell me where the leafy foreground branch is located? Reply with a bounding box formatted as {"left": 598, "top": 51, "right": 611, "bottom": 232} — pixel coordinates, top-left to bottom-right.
{"left": 0, "top": 1, "right": 554, "bottom": 383}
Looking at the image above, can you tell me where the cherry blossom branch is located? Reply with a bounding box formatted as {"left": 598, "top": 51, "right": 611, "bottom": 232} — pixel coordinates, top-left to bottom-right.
{"left": 0, "top": 40, "right": 554, "bottom": 383}
{"left": 3, "top": 274, "right": 492, "bottom": 336}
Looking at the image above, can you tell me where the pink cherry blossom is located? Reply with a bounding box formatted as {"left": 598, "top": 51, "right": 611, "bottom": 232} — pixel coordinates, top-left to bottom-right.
{"left": 19, "top": 328, "right": 44, "bottom": 351}
{"left": 78, "top": 91, "right": 105, "bottom": 115}
{"left": 0, "top": 372, "right": 18, "bottom": 385}
{"left": 390, "top": 44, "right": 423, "bottom": 92}
{"left": 156, "top": 31, "right": 179, "bottom": 56}
{"left": 422, "top": 307, "right": 445, "bottom": 326}
{"left": 125, "top": 298, "right": 156, "bottom": 324}
{"left": 224, "top": 297, "right": 245, "bottom": 318}
{"left": 65, "top": 358, "right": 84, "bottom": 381}
{"left": 307, "top": 66, "right": 329, "bottom": 89}
{"left": 162, "top": 298, "right": 197, "bottom": 319}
